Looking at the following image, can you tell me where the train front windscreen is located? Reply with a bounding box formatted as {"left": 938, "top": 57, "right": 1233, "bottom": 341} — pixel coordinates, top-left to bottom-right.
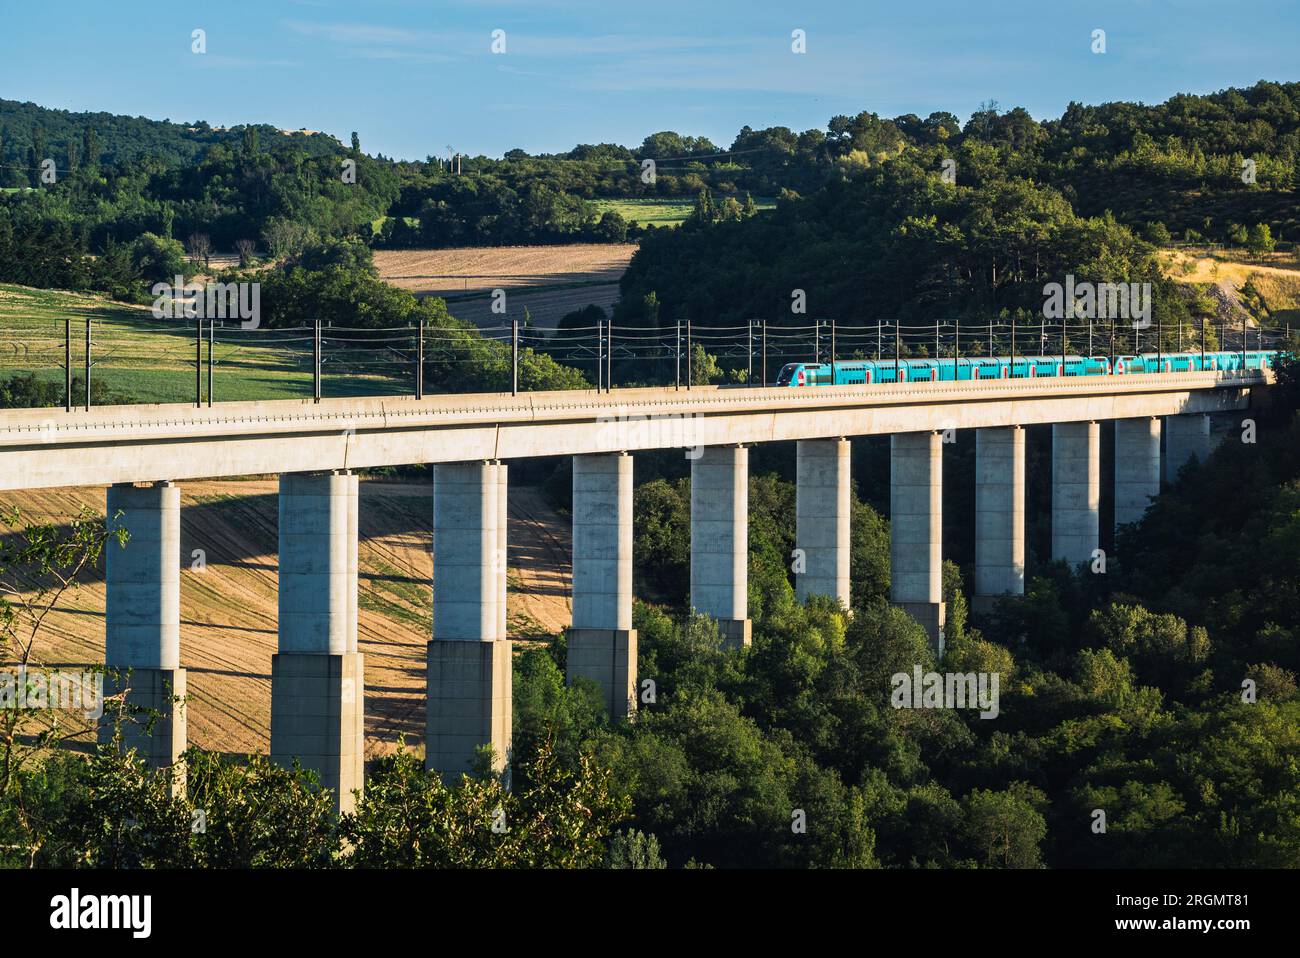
{"left": 775, "top": 364, "right": 798, "bottom": 385}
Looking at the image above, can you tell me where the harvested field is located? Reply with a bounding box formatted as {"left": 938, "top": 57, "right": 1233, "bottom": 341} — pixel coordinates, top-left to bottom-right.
{"left": 374, "top": 244, "right": 636, "bottom": 329}
{"left": 0, "top": 479, "right": 572, "bottom": 759}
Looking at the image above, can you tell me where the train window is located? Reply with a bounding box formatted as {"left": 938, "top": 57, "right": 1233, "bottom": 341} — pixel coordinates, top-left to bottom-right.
{"left": 776, "top": 364, "right": 798, "bottom": 386}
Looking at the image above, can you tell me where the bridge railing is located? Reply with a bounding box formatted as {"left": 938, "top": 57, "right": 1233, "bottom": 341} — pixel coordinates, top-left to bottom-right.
{"left": 0, "top": 315, "right": 1291, "bottom": 411}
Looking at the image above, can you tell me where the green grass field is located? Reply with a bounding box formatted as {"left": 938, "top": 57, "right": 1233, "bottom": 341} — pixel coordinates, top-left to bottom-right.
{"left": 594, "top": 196, "right": 776, "bottom": 228}
{"left": 0, "top": 284, "right": 411, "bottom": 405}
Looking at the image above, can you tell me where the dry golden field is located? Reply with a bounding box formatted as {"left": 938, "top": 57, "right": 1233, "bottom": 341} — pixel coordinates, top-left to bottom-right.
{"left": 1163, "top": 249, "right": 1300, "bottom": 327}
{"left": 1, "top": 480, "right": 572, "bottom": 759}
{"left": 374, "top": 244, "right": 636, "bottom": 329}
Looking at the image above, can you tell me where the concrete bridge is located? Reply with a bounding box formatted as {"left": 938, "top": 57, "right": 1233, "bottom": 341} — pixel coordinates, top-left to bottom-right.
{"left": 0, "top": 367, "right": 1268, "bottom": 811}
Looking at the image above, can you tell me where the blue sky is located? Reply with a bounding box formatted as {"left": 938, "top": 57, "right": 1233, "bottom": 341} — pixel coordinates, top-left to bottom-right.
{"left": 0, "top": 0, "right": 1296, "bottom": 159}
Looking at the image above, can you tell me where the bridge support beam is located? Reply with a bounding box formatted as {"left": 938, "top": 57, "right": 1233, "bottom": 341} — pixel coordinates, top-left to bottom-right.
{"left": 428, "top": 462, "right": 512, "bottom": 781}
{"left": 890, "top": 432, "right": 945, "bottom": 654}
{"left": 795, "top": 438, "right": 851, "bottom": 609}
{"left": 691, "top": 445, "right": 751, "bottom": 647}
{"left": 270, "top": 472, "right": 363, "bottom": 815}
{"left": 102, "top": 481, "right": 186, "bottom": 781}
{"left": 568, "top": 453, "right": 636, "bottom": 718}
{"left": 1164, "top": 413, "right": 1212, "bottom": 485}
{"left": 1052, "top": 421, "right": 1101, "bottom": 568}
{"left": 973, "top": 426, "right": 1024, "bottom": 613}
{"left": 1114, "top": 417, "right": 1161, "bottom": 531}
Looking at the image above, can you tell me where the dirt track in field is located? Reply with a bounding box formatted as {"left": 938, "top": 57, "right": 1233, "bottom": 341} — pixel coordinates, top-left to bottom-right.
{"left": 1, "top": 480, "right": 572, "bottom": 759}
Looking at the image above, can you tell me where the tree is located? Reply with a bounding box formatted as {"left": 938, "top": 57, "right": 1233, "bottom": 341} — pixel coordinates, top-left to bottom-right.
{"left": 594, "top": 209, "right": 628, "bottom": 242}
{"left": 132, "top": 232, "right": 187, "bottom": 284}
{"left": 340, "top": 736, "right": 629, "bottom": 868}
{"left": 962, "top": 783, "right": 1047, "bottom": 868}
{"left": 186, "top": 232, "right": 212, "bottom": 269}
{"left": 1246, "top": 222, "right": 1276, "bottom": 256}
{"left": 81, "top": 127, "right": 99, "bottom": 168}
{"left": 234, "top": 238, "right": 257, "bottom": 267}
{"left": 605, "top": 829, "right": 668, "bottom": 868}
{"left": 0, "top": 504, "right": 126, "bottom": 854}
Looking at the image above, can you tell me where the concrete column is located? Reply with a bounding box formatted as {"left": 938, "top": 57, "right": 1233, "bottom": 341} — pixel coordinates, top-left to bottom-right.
{"left": 1164, "top": 413, "right": 1212, "bottom": 485}
{"left": 1052, "top": 421, "right": 1101, "bottom": 567}
{"left": 568, "top": 453, "right": 636, "bottom": 718}
{"left": 795, "top": 438, "right": 851, "bottom": 609}
{"left": 1114, "top": 417, "right": 1161, "bottom": 530}
{"left": 428, "top": 462, "right": 511, "bottom": 781}
{"left": 890, "top": 432, "right": 945, "bottom": 652}
{"left": 690, "top": 445, "right": 751, "bottom": 647}
{"left": 271, "top": 471, "right": 363, "bottom": 815}
{"left": 102, "top": 481, "right": 185, "bottom": 777}
{"left": 974, "top": 426, "right": 1025, "bottom": 612}
{"left": 495, "top": 461, "right": 508, "bottom": 641}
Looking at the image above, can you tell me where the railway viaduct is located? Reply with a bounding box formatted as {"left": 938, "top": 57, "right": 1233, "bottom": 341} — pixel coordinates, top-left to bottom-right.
{"left": 0, "top": 368, "right": 1269, "bottom": 812}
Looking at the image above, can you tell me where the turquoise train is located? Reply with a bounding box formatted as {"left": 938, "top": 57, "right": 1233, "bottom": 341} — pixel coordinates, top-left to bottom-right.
{"left": 773, "top": 351, "right": 1279, "bottom": 387}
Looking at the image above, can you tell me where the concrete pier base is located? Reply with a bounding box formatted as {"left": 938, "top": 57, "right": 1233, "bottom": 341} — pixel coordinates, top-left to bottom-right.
{"left": 426, "top": 639, "right": 512, "bottom": 780}
{"left": 1165, "top": 413, "right": 1212, "bottom": 485}
{"left": 795, "top": 438, "right": 851, "bottom": 608}
{"left": 567, "top": 629, "right": 637, "bottom": 718}
{"left": 101, "top": 668, "right": 186, "bottom": 772}
{"left": 270, "top": 652, "right": 363, "bottom": 813}
{"left": 691, "top": 445, "right": 751, "bottom": 648}
{"left": 890, "top": 432, "right": 945, "bottom": 654}
{"left": 101, "top": 481, "right": 186, "bottom": 778}
{"left": 1051, "top": 421, "right": 1100, "bottom": 568}
{"left": 271, "top": 471, "right": 362, "bottom": 813}
{"left": 429, "top": 462, "right": 513, "bottom": 779}
{"left": 1114, "top": 417, "right": 1161, "bottom": 530}
{"left": 973, "top": 426, "right": 1025, "bottom": 612}
{"left": 568, "top": 453, "right": 636, "bottom": 718}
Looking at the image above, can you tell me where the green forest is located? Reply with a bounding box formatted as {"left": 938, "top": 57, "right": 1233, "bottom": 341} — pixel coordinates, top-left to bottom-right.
{"left": 2, "top": 80, "right": 1297, "bottom": 297}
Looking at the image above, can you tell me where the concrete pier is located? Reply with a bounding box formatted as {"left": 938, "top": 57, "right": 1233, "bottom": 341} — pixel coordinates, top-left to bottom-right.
{"left": 1052, "top": 421, "right": 1101, "bottom": 567}
{"left": 690, "top": 445, "right": 751, "bottom": 647}
{"left": 102, "top": 481, "right": 186, "bottom": 777}
{"left": 568, "top": 453, "right": 636, "bottom": 718}
{"left": 973, "top": 426, "right": 1025, "bottom": 612}
{"left": 428, "top": 462, "right": 512, "bottom": 780}
{"left": 795, "top": 438, "right": 851, "bottom": 609}
{"left": 890, "top": 432, "right": 945, "bottom": 652}
{"left": 1164, "top": 413, "right": 1212, "bottom": 485}
{"left": 495, "top": 461, "right": 508, "bottom": 641}
{"left": 1114, "top": 417, "right": 1161, "bottom": 530}
{"left": 270, "top": 471, "right": 363, "bottom": 814}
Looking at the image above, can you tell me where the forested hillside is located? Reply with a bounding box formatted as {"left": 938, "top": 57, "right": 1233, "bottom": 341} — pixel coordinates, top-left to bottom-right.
{"left": 615, "top": 81, "right": 1300, "bottom": 338}
{"left": 3, "top": 81, "right": 1296, "bottom": 297}
{"left": 0, "top": 97, "right": 342, "bottom": 173}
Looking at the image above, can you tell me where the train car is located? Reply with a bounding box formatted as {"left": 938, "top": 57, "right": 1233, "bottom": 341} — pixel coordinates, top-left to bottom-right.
{"left": 771, "top": 350, "right": 1278, "bottom": 388}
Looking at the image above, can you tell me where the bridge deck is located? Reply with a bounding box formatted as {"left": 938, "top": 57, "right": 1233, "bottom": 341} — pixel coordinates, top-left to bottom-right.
{"left": 0, "top": 369, "right": 1269, "bottom": 490}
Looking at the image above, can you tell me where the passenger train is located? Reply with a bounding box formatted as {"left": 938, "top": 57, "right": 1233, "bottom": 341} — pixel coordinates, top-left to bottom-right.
{"left": 773, "top": 351, "right": 1278, "bottom": 387}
